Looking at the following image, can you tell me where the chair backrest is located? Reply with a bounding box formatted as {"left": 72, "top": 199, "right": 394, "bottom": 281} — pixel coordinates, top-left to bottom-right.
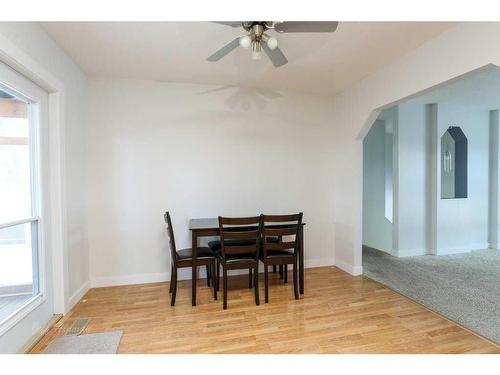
{"left": 163, "top": 211, "right": 177, "bottom": 262}
{"left": 218, "top": 216, "right": 263, "bottom": 261}
{"left": 261, "top": 213, "right": 303, "bottom": 257}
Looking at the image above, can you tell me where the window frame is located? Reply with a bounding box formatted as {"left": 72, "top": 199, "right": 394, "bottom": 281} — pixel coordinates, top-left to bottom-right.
{"left": 0, "top": 69, "right": 48, "bottom": 337}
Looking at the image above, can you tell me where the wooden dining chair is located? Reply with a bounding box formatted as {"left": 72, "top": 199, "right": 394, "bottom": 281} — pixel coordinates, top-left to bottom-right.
{"left": 216, "top": 216, "right": 263, "bottom": 309}
{"left": 260, "top": 213, "right": 303, "bottom": 303}
{"left": 209, "top": 236, "right": 281, "bottom": 291}
{"left": 164, "top": 212, "right": 217, "bottom": 306}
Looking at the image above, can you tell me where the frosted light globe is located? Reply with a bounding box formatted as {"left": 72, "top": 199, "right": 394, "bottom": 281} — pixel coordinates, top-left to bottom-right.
{"left": 239, "top": 35, "right": 251, "bottom": 49}
{"left": 267, "top": 37, "right": 278, "bottom": 50}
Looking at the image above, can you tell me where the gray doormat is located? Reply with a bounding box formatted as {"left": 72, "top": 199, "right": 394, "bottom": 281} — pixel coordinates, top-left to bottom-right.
{"left": 43, "top": 331, "right": 123, "bottom": 354}
{"left": 363, "top": 246, "right": 500, "bottom": 344}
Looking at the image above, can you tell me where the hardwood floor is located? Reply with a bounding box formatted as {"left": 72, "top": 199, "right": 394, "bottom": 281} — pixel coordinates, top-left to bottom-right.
{"left": 30, "top": 267, "right": 499, "bottom": 354}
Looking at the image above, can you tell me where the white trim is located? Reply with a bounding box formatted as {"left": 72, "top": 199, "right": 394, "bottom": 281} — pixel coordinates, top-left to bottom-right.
{"left": 334, "top": 259, "right": 363, "bottom": 276}
{"left": 18, "top": 314, "right": 62, "bottom": 354}
{"left": 48, "top": 91, "right": 67, "bottom": 314}
{"left": 397, "top": 248, "right": 429, "bottom": 257}
{"left": 304, "top": 257, "right": 335, "bottom": 268}
{"left": 67, "top": 280, "right": 90, "bottom": 310}
{"left": 0, "top": 32, "right": 68, "bottom": 315}
{"left": 91, "top": 272, "right": 169, "bottom": 288}
{"left": 90, "top": 258, "right": 338, "bottom": 288}
{"left": 436, "top": 244, "right": 489, "bottom": 256}
{"left": 0, "top": 217, "right": 38, "bottom": 230}
{"left": 0, "top": 294, "right": 45, "bottom": 337}
{"left": 0, "top": 34, "right": 63, "bottom": 93}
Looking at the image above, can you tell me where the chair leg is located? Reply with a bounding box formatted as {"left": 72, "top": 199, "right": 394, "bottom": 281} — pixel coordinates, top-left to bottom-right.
{"left": 170, "top": 266, "right": 178, "bottom": 306}
{"left": 169, "top": 264, "right": 173, "bottom": 293}
{"left": 279, "top": 265, "right": 284, "bottom": 279}
{"left": 254, "top": 265, "right": 260, "bottom": 306}
{"left": 216, "top": 259, "right": 220, "bottom": 292}
{"left": 264, "top": 264, "right": 269, "bottom": 303}
{"left": 284, "top": 264, "right": 288, "bottom": 284}
{"left": 248, "top": 268, "right": 253, "bottom": 288}
{"left": 206, "top": 264, "right": 211, "bottom": 287}
{"left": 223, "top": 267, "right": 228, "bottom": 310}
{"left": 273, "top": 265, "right": 277, "bottom": 273}
{"left": 212, "top": 259, "right": 217, "bottom": 300}
{"left": 293, "top": 256, "right": 299, "bottom": 300}
{"left": 192, "top": 265, "right": 197, "bottom": 307}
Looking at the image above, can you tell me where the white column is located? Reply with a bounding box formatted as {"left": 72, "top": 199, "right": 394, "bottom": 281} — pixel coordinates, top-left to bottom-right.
{"left": 426, "top": 104, "right": 438, "bottom": 255}
{"left": 489, "top": 110, "right": 499, "bottom": 249}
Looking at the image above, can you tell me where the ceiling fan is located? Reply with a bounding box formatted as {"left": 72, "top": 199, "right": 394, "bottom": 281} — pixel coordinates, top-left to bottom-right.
{"left": 207, "top": 21, "right": 339, "bottom": 67}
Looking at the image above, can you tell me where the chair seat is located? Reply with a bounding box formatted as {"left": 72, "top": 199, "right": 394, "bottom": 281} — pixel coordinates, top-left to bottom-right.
{"left": 262, "top": 249, "right": 294, "bottom": 258}
{"left": 213, "top": 248, "right": 257, "bottom": 263}
{"left": 224, "top": 257, "right": 257, "bottom": 264}
{"left": 176, "top": 246, "right": 214, "bottom": 260}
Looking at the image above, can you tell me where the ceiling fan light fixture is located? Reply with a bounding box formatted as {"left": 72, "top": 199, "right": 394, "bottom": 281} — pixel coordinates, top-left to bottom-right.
{"left": 239, "top": 35, "right": 252, "bottom": 49}
{"left": 251, "top": 41, "right": 262, "bottom": 60}
{"left": 267, "top": 37, "right": 278, "bottom": 50}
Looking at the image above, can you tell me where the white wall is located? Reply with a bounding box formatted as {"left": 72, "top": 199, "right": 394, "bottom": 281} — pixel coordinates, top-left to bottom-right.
{"left": 362, "top": 120, "right": 392, "bottom": 253}
{"left": 332, "top": 22, "right": 500, "bottom": 274}
{"left": 87, "top": 79, "right": 336, "bottom": 286}
{"left": 0, "top": 23, "right": 88, "bottom": 353}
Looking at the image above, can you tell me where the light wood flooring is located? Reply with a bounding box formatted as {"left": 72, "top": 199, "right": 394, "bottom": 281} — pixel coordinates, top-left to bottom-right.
{"left": 30, "top": 267, "right": 499, "bottom": 354}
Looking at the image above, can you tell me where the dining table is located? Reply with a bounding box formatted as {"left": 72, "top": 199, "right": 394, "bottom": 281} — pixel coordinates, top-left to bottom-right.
{"left": 188, "top": 218, "right": 305, "bottom": 306}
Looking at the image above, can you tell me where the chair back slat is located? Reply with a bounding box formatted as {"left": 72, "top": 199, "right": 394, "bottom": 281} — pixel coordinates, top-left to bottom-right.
{"left": 224, "top": 245, "right": 259, "bottom": 255}
{"left": 220, "top": 216, "right": 261, "bottom": 226}
{"left": 164, "top": 211, "right": 177, "bottom": 262}
{"left": 264, "top": 226, "right": 297, "bottom": 237}
{"left": 261, "top": 213, "right": 303, "bottom": 258}
{"left": 218, "top": 216, "right": 262, "bottom": 262}
{"left": 262, "top": 214, "right": 302, "bottom": 223}
{"left": 222, "top": 230, "right": 260, "bottom": 241}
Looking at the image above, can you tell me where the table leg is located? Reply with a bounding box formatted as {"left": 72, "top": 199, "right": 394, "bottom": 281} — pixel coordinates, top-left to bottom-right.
{"left": 299, "top": 225, "right": 304, "bottom": 294}
{"left": 192, "top": 232, "right": 198, "bottom": 306}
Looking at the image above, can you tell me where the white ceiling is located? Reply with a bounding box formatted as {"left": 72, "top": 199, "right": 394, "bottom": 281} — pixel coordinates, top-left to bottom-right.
{"left": 40, "top": 22, "right": 456, "bottom": 95}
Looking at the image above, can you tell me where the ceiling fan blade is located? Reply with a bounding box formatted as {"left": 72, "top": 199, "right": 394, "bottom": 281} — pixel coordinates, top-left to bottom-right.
{"left": 274, "top": 21, "right": 339, "bottom": 33}
{"left": 261, "top": 43, "right": 288, "bottom": 67}
{"left": 212, "top": 22, "right": 242, "bottom": 27}
{"left": 206, "top": 38, "right": 241, "bottom": 62}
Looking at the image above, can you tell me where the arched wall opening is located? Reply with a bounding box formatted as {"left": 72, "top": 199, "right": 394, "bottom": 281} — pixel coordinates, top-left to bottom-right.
{"left": 358, "top": 63, "right": 500, "bottom": 266}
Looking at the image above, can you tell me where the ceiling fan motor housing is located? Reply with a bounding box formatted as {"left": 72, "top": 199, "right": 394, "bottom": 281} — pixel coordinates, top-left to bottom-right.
{"left": 242, "top": 21, "right": 272, "bottom": 33}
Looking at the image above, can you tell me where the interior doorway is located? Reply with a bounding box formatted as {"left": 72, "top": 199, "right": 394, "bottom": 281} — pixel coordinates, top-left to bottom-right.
{"left": 361, "top": 66, "right": 500, "bottom": 345}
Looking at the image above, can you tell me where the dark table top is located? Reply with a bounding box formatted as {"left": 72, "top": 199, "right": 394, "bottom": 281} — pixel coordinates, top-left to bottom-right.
{"left": 189, "top": 218, "right": 305, "bottom": 231}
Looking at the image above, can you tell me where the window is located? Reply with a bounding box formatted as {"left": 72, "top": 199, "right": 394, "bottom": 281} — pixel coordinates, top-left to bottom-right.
{"left": 0, "top": 86, "right": 41, "bottom": 325}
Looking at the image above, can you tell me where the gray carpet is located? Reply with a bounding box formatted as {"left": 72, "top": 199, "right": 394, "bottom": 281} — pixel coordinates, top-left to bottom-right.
{"left": 363, "top": 247, "right": 500, "bottom": 344}
{"left": 43, "top": 331, "right": 123, "bottom": 354}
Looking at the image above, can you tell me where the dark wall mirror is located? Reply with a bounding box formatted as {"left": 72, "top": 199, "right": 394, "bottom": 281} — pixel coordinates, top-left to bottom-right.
{"left": 441, "top": 126, "right": 467, "bottom": 199}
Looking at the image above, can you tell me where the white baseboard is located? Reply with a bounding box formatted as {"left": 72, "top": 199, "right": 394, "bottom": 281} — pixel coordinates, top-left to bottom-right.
{"left": 91, "top": 272, "right": 169, "bottom": 288}
{"left": 305, "top": 257, "right": 335, "bottom": 268}
{"left": 90, "top": 258, "right": 337, "bottom": 288}
{"left": 397, "top": 249, "right": 429, "bottom": 257}
{"left": 19, "top": 314, "right": 62, "bottom": 353}
{"left": 436, "top": 243, "right": 489, "bottom": 256}
{"left": 67, "top": 280, "right": 90, "bottom": 311}
{"left": 335, "top": 259, "right": 363, "bottom": 276}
